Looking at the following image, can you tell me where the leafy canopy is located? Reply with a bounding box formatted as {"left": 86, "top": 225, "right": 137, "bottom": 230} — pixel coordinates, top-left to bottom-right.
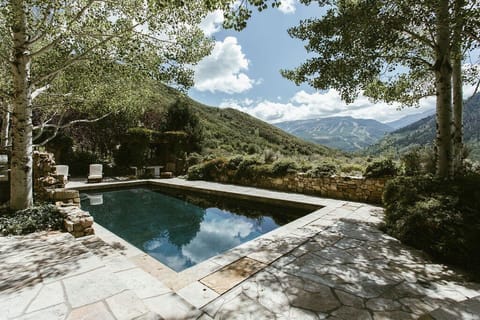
{"left": 282, "top": 0, "right": 480, "bottom": 106}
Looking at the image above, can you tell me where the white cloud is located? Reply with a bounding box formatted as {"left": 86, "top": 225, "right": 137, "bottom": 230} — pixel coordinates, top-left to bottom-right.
{"left": 199, "top": 10, "right": 224, "bottom": 36}
{"left": 278, "top": 0, "right": 296, "bottom": 14}
{"left": 220, "top": 89, "right": 442, "bottom": 123}
{"left": 194, "top": 36, "right": 255, "bottom": 94}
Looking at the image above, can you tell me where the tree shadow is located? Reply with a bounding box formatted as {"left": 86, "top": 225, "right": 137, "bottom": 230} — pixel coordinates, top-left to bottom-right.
{"left": 202, "top": 220, "right": 480, "bottom": 318}
{"left": 0, "top": 232, "right": 97, "bottom": 294}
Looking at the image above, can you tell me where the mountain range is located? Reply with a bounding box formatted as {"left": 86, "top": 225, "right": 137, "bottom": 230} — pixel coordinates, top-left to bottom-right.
{"left": 368, "top": 94, "right": 480, "bottom": 160}
{"left": 275, "top": 116, "right": 393, "bottom": 152}
{"left": 385, "top": 109, "right": 435, "bottom": 130}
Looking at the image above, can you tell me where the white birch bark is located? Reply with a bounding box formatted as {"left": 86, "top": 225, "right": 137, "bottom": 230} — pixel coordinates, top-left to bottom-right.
{"left": 452, "top": 0, "right": 464, "bottom": 175}
{"left": 1, "top": 102, "right": 11, "bottom": 149}
{"left": 10, "top": 0, "right": 33, "bottom": 209}
{"left": 434, "top": 0, "right": 453, "bottom": 179}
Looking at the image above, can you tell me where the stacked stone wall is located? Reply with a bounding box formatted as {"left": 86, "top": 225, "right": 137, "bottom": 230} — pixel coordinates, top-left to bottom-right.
{"left": 33, "top": 151, "right": 94, "bottom": 237}
{"left": 210, "top": 172, "right": 387, "bottom": 203}
{"left": 33, "top": 151, "right": 65, "bottom": 201}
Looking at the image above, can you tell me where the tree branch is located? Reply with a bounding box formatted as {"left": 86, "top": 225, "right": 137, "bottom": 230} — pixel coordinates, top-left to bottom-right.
{"left": 398, "top": 27, "right": 436, "bottom": 49}
{"left": 33, "top": 111, "right": 112, "bottom": 146}
{"left": 31, "top": 85, "right": 50, "bottom": 100}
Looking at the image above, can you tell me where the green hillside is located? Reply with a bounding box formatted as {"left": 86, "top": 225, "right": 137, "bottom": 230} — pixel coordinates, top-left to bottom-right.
{"left": 65, "top": 83, "right": 333, "bottom": 158}
{"left": 367, "top": 94, "right": 480, "bottom": 160}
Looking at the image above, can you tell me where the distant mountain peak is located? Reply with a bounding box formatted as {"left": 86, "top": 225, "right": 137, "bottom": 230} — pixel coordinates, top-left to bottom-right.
{"left": 275, "top": 116, "right": 394, "bottom": 152}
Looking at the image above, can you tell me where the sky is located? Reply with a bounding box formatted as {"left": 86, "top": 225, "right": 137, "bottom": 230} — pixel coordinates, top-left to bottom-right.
{"left": 189, "top": 0, "right": 477, "bottom": 124}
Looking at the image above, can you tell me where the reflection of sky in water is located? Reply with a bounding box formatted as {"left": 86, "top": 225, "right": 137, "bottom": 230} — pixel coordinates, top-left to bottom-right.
{"left": 81, "top": 188, "right": 280, "bottom": 272}
{"left": 145, "top": 208, "right": 277, "bottom": 271}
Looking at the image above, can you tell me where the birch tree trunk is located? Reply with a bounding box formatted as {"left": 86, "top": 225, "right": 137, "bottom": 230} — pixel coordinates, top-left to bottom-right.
{"left": 10, "top": 0, "right": 33, "bottom": 210}
{"left": 1, "top": 101, "right": 11, "bottom": 149}
{"left": 452, "top": 0, "right": 464, "bottom": 175}
{"left": 434, "top": 0, "right": 453, "bottom": 179}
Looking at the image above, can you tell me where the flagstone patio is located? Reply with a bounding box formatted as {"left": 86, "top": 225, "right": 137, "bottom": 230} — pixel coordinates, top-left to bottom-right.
{"left": 1, "top": 179, "right": 479, "bottom": 319}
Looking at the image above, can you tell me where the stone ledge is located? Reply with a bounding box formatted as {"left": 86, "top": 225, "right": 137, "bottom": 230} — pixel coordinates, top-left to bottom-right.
{"left": 57, "top": 203, "right": 94, "bottom": 238}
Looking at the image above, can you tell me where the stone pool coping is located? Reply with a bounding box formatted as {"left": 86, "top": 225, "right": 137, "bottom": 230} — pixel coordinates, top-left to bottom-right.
{"left": 66, "top": 178, "right": 383, "bottom": 308}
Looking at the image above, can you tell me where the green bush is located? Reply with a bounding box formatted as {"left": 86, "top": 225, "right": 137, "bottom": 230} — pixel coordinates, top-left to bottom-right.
{"left": 164, "top": 99, "right": 203, "bottom": 151}
{"left": 263, "top": 149, "right": 277, "bottom": 164}
{"left": 340, "top": 163, "right": 364, "bottom": 175}
{"left": 401, "top": 147, "right": 422, "bottom": 176}
{"left": 247, "top": 143, "right": 260, "bottom": 155}
{"left": 227, "top": 156, "right": 244, "bottom": 170}
{"left": 383, "top": 174, "right": 480, "bottom": 276}
{"left": 114, "top": 128, "right": 153, "bottom": 168}
{"left": 364, "top": 159, "right": 398, "bottom": 178}
{"left": 65, "top": 150, "right": 99, "bottom": 176}
{"left": 187, "top": 164, "right": 205, "bottom": 180}
{"left": 400, "top": 146, "right": 436, "bottom": 176}
{"left": 236, "top": 157, "right": 261, "bottom": 179}
{"left": 0, "top": 204, "right": 64, "bottom": 236}
{"left": 271, "top": 160, "right": 299, "bottom": 176}
{"left": 307, "top": 162, "right": 338, "bottom": 177}
{"left": 186, "top": 153, "right": 203, "bottom": 167}
{"left": 186, "top": 158, "right": 225, "bottom": 180}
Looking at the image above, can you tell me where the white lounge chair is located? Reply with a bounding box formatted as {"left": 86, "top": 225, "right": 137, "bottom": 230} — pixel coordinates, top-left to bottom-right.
{"left": 55, "top": 165, "right": 69, "bottom": 184}
{"left": 87, "top": 164, "right": 103, "bottom": 183}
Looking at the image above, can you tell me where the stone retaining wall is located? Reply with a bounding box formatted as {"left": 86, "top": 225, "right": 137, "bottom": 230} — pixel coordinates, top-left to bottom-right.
{"left": 57, "top": 204, "right": 94, "bottom": 238}
{"left": 52, "top": 189, "right": 94, "bottom": 238}
{"left": 209, "top": 173, "right": 388, "bottom": 204}
{"left": 33, "top": 151, "right": 65, "bottom": 201}
{"left": 33, "top": 152, "right": 94, "bottom": 237}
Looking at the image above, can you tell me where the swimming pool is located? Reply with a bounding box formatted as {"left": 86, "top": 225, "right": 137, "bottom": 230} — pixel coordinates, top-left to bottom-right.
{"left": 81, "top": 187, "right": 315, "bottom": 272}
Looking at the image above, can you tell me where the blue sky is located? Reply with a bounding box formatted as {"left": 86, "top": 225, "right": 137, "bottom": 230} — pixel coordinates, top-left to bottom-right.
{"left": 189, "top": 1, "right": 476, "bottom": 124}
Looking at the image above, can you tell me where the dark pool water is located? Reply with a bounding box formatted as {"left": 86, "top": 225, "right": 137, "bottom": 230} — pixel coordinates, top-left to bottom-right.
{"left": 81, "top": 187, "right": 313, "bottom": 272}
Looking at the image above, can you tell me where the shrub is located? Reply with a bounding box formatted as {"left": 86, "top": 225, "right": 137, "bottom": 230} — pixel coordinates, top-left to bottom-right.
{"left": 0, "top": 204, "right": 64, "bottom": 236}
{"left": 383, "top": 174, "right": 480, "bottom": 276}
{"left": 263, "top": 149, "right": 277, "bottom": 164}
{"left": 271, "top": 160, "right": 299, "bottom": 176}
{"left": 340, "top": 163, "right": 364, "bottom": 175}
{"left": 227, "top": 155, "right": 244, "bottom": 170}
{"left": 186, "top": 153, "right": 203, "bottom": 167}
{"left": 114, "top": 128, "right": 154, "bottom": 168}
{"left": 164, "top": 99, "right": 203, "bottom": 151}
{"left": 364, "top": 159, "right": 398, "bottom": 178}
{"left": 65, "top": 150, "right": 99, "bottom": 176}
{"left": 187, "top": 164, "right": 205, "bottom": 180}
{"left": 236, "top": 157, "right": 261, "bottom": 179}
{"left": 400, "top": 146, "right": 436, "bottom": 176}
{"left": 186, "top": 158, "right": 225, "bottom": 181}
{"left": 307, "top": 162, "right": 338, "bottom": 177}
{"left": 247, "top": 143, "right": 260, "bottom": 155}
{"left": 401, "top": 147, "right": 422, "bottom": 176}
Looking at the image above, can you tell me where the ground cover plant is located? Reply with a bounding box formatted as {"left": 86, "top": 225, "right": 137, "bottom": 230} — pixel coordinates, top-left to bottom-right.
{"left": 382, "top": 173, "right": 480, "bottom": 279}
{"left": 0, "top": 204, "right": 64, "bottom": 236}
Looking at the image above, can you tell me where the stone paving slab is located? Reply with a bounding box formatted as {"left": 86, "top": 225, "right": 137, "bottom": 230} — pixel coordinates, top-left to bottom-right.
{"left": 2, "top": 179, "right": 479, "bottom": 319}
{"left": 0, "top": 232, "right": 185, "bottom": 320}
{"left": 200, "top": 257, "right": 267, "bottom": 295}
{"left": 201, "top": 219, "right": 480, "bottom": 319}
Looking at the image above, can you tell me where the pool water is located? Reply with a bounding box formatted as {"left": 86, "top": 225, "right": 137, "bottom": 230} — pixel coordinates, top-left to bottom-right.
{"left": 81, "top": 187, "right": 313, "bottom": 272}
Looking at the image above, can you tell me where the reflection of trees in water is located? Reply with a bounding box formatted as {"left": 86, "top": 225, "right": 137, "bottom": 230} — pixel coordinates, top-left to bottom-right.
{"left": 153, "top": 188, "right": 316, "bottom": 226}
{"left": 81, "top": 188, "right": 205, "bottom": 249}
